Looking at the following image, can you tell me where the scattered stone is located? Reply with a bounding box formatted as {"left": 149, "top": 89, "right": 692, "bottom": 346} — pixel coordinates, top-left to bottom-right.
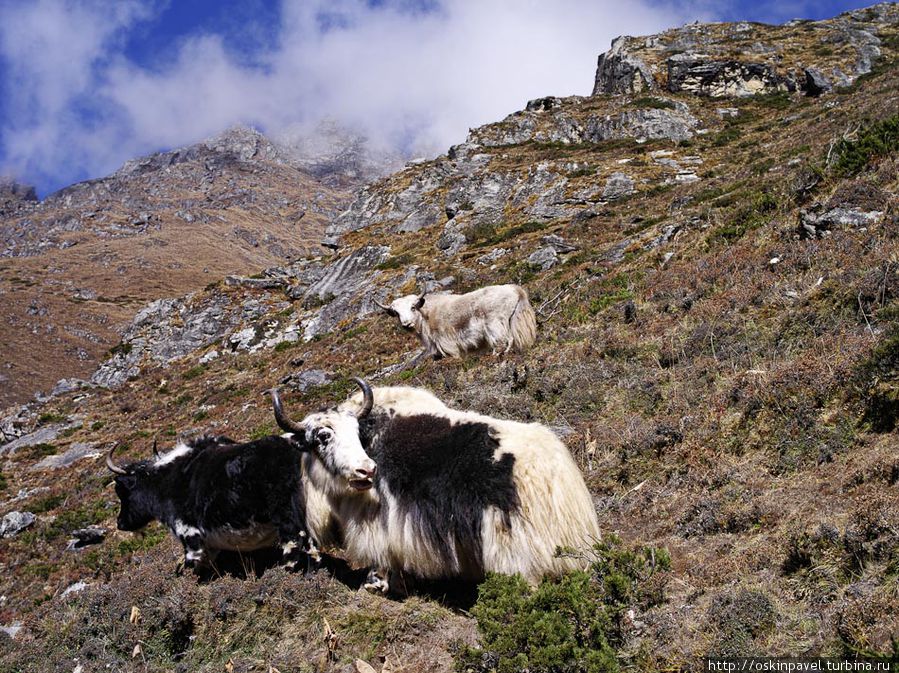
{"left": 717, "top": 107, "right": 740, "bottom": 118}
{"left": 477, "top": 248, "right": 509, "bottom": 266}
{"left": 198, "top": 350, "right": 220, "bottom": 364}
{"left": 799, "top": 207, "right": 884, "bottom": 238}
{"left": 0, "top": 424, "right": 66, "bottom": 457}
{"left": 224, "top": 276, "right": 288, "bottom": 290}
{"left": 541, "top": 234, "right": 579, "bottom": 254}
{"left": 0, "top": 622, "right": 22, "bottom": 639}
{"left": 73, "top": 288, "right": 96, "bottom": 300}
{"left": 280, "top": 369, "right": 334, "bottom": 393}
{"left": 67, "top": 527, "right": 106, "bottom": 550}
{"left": 61, "top": 581, "right": 90, "bottom": 597}
{"left": 0, "top": 511, "right": 36, "bottom": 538}
{"left": 50, "top": 378, "right": 93, "bottom": 397}
{"left": 623, "top": 301, "right": 637, "bottom": 323}
{"left": 29, "top": 443, "right": 100, "bottom": 472}
{"left": 602, "top": 173, "right": 636, "bottom": 200}
{"left": 528, "top": 246, "right": 560, "bottom": 271}
{"left": 803, "top": 68, "right": 832, "bottom": 96}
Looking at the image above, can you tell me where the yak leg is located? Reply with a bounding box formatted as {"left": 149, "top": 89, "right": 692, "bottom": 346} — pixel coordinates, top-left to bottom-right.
{"left": 273, "top": 497, "right": 312, "bottom": 571}
{"left": 362, "top": 568, "right": 390, "bottom": 594}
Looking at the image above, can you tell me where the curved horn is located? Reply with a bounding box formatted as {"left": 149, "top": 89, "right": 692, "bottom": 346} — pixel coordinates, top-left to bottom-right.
{"left": 373, "top": 299, "right": 397, "bottom": 316}
{"left": 106, "top": 444, "right": 129, "bottom": 475}
{"left": 152, "top": 438, "right": 160, "bottom": 458}
{"left": 270, "top": 388, "right": 305, "bottom": 435}
{"left": 352, "top": 377, "right": 374, "bottom": 418}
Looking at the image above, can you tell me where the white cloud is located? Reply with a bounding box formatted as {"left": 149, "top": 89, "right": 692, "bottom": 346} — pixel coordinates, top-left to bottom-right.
{"left": 0, "top": 0, "right": 696, "bottom": 194}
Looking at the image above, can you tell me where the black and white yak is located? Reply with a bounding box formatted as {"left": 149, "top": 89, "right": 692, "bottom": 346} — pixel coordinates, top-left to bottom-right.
{"left": 375, "top": 284, "right": 538, "bottom": 359}
{"left": 105, "top": 399, "right": 373, "bottom": 570}
{"left": 271, "top": 380, "right": 600, "bottom": 593}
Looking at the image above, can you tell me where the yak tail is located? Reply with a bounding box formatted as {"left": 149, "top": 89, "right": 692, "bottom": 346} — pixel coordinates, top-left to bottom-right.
{"left": 510, "top": 287, "right": 538, "bottom": 351}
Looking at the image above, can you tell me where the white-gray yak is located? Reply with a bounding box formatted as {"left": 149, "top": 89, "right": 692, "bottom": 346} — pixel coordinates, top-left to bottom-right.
{"left": 271, "top": 380, "right": 600, "bottom": 594}
{"left": 376, "top": 284, "right": 537, "bottom": 359}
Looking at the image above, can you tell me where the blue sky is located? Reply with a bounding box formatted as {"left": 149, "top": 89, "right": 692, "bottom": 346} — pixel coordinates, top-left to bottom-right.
{"left": 0, "top": 0, "right": 880, "bottom": 196}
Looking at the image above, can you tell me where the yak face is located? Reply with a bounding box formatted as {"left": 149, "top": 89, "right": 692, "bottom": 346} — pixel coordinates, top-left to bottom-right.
{"left": 301, "top": 411, "right": 377, "bottom": 492}
{"left": 388, "top": 295, "right": 425, "bottom": 329}
{"left": 113, "top": 473, "right": 156, "bottom": 531}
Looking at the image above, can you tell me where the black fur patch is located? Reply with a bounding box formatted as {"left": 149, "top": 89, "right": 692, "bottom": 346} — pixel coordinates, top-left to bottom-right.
{"left": 113, "top": 436, "right": 308, "bottom": 557}
{"left": 358, "top": 413, "right": 520, "bottom": 579}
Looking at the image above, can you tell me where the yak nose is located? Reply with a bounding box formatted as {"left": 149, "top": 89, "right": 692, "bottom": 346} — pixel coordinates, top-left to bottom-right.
{"left": 355, "top": 463, "right": 377, "bottom": 479}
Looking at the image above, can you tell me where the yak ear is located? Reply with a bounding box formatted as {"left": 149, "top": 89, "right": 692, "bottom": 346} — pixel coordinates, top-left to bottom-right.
{"left": 413, "top": 295, "right": 425, "bottom": 310}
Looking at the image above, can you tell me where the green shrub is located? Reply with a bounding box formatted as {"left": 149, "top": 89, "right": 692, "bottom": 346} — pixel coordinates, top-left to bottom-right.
{"left": 183, "top": 365, "right": 206, "bottom": 380}
{"left": 708, "top": 190, "right": 779, "bottom": 245}
{"left": 37, "top": 412, "right": 67, "bottom": 425}
{"left": 457, "top": 537, "right": 670, "bottom": 673}
{"left": 21, "top": 443, "right": 58, "bottom": 460}
{"left": 854, "top": 325, "right": 899, "bottom": 432}
{"left": 631, "top": 97, "right": 677, "bottom": 110}
{"left": 831, "top": 114, "right": 899, "bottom": 177}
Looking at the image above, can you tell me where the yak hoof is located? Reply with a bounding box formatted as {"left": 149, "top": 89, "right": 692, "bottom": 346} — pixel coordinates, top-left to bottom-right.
{"left": 362, "top": 569, "right": 390, "bottom": 594}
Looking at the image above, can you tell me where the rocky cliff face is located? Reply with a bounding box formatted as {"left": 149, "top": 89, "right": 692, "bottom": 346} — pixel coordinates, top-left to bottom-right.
{"left": 0, "top": 126, "right": 355, "bottom": 407}
{"left": 1, "top": 5, "right": 898, "bottom": 672}
{"left": 592, "top": 3, "right": 896, "bottom": 96}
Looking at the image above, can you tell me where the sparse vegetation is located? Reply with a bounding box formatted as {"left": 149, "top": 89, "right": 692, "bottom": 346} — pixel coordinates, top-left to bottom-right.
{"left": 831, "top": 114, "right": 899, "bottom": 177}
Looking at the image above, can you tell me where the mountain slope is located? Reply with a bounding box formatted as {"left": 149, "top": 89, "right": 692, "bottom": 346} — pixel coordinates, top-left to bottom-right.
{"left": 1, "top": 5, "right": 898, "bottom": 672}
{"left": 0, "top": 127, "right": 356, "bottom": 408}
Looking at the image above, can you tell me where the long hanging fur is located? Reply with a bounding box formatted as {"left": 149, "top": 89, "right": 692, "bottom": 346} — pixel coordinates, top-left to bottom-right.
{"left": 508, "top": 285, "right": 537, "bottom": 352}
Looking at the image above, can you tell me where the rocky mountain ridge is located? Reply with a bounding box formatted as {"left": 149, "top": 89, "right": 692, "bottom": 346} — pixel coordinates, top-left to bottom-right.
{"left": 0, "top": 4, "right": 898, "bottom": 671}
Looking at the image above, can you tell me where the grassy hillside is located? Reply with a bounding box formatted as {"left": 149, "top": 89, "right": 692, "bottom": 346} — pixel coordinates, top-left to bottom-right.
{"left": 1, "top": 7, "right": 898, "bottom": 672}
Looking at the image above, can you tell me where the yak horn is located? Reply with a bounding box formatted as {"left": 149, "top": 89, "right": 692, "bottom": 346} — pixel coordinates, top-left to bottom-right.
{"left": 373, "top": 299, "right": 397, "bottom": 315}
{"left": 271, "top": 388, "right": 305, "bottom": 435}
{"left": 106, "top": 444, "right": 129, "bottom": 475}
{"left": 352, "top": 377, "right": 374, "bottom": 418}
{"left": 152, "top": 438, "right": 160, "bottom": 458}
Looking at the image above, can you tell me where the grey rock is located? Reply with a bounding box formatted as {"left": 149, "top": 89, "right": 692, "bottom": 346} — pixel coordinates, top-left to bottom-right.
{"left": 0, "top": 511, "right": 36, "bottom": 538}
{"left": 396, "top": 202, "right": 443, "bottom": 233}
{"left": 0, "top": 405, "right": 33, "bottom": 444}
{"left": 198, "top": 350, "right": 220, "bottom": 364}
{"left": 644, "top": 224, "right": 682, "bottom": 250}
{"left": 0, "top": 622, "right": 23, "bottom": 639}
{"left": 50, "top": 378, "right": 93, "bottom": 397}
{"left": 542, "top": 234, "right": 579, "bottom": 253}
{"left": 585, "top": 108, "right": 699, "bottom": 143}
{"left": 301, "top": 246, "right": 392, "bottom": 341}
{"left": 281, "top": 369, "right": 334, "bottom": 393}
{"left": 224, "top": 276, "right": 288, "bottom": 290}
{"left": 303, "top": 246, "right": 390, "bottom": 306}
{"left": 61, "top": 581, "right": 90, "bottom": 597}
{"left": 478, "top": 248, "right": 509, "bottom": 265}
{"left": 803, "top": 68, "right": 832, "bottom": 96}
{"left": 800, "top": 207, "right": 884, "bottom": 237}
{"left": 593, "top": 36, "right": 655, "bottom": 95}
{"left": 0, "top": 424, "right": 66, "bottom": 457}
{"left": 419, "top": 275, "right": 455, "bottom": 294}
{"left": 91, "top": 290, "right": 262, "bottom": 388}
{"left": 436, "top": 219, "right": 468, "bottom": 257}
{"left": 29, "top": 443, "right": 100, "bottom": 471}
{"left": 528, "top": 246, "right": 560, "bottom": 271}
{"left": 526, "top": 96, "right": 563, "bottom": 112}
{"left": 602, "top": 173, "right": 636, "bottom": 200}
{"left": 667, "top": 54, "right": 795, "bottom": 97}
{"left": 599, "top": 238, "right": 634, "bottom": 265}
{"left": 67, "top": 526, "right": 106, "bottom": 550}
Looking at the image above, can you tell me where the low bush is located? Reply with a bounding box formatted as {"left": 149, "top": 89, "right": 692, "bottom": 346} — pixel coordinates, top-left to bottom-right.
{"left": 457, "top": 536, "right": 670, "bottom": 673}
